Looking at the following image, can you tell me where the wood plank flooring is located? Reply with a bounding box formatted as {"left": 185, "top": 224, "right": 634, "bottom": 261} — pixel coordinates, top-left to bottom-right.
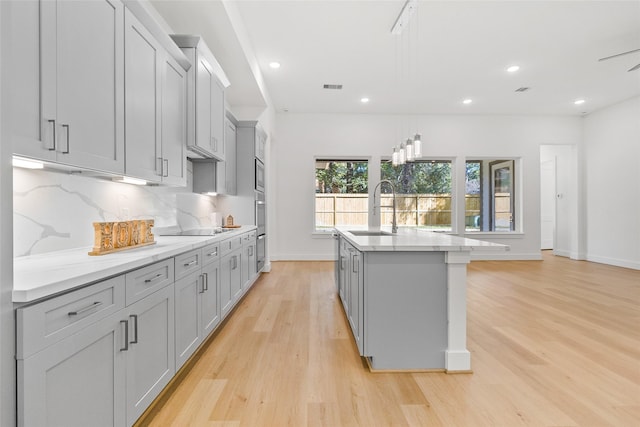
{"left": 139, "top": 253, "right": 640, "bottom": 426}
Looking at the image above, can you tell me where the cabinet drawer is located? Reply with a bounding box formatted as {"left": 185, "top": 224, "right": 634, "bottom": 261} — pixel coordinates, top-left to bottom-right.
{"left": 202, "top": 242, "right": 220, "bottom": 265}
{"left": 175, "top": 249, "right": 202, "bottom": 279}
{"left": 16, "top": 275, "right": 125, "bottom": 359}
{"left": 125, "top": 259, "right": 174, "bottom": 305}
{"left": 243, "top": 231, "right": 257, "bottom": 244}
{"left": 220, "top": 235, "right": 242, "bottom": 256}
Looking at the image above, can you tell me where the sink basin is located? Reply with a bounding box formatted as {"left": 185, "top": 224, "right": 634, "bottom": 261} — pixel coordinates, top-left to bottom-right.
{"left": 347, "top": 230, "right": 395, "bottom": 237}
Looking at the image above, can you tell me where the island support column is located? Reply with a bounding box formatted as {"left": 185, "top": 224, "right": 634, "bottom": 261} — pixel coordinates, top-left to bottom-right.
{"left": 445, "top": 251, "right": 471, "bottom": 372}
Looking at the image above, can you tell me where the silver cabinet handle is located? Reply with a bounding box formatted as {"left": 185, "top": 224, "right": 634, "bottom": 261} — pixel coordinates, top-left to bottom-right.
{"left": 199, "top": 274, "right": 205, "bottom": 293}
{"left": 120, "top": 320, "right": 129, "bottom": 352}
{"left": 157, "top": 157, "right": 163, "bottom": 177}
{"left": 183, "top": 260, "right": 197, "bottom": 267}
{"left": 204, "top": 272, "right": 209, "bottom": 291}
{"left": 68, "top": 301, "right": 102, "bottom": 316}
{"left": 61, "top": 124, "right": 70, "bottom": 154}
{"left": 163, "top": 159, "right": 169, "bottom": 177}
{"left": 129, "top": 314, "right": 138, "bottom": 344}
{"left": 47, "top": 119, "right": 56, "bottom": 151}
{"left": 206, "top": 250, "right": 218, "bottom": 257}
{"left": 248, "top": 246, "right": 253, "bottom": 257}
{"left": 144, "top": 273, "right": 163, "bottom": 283}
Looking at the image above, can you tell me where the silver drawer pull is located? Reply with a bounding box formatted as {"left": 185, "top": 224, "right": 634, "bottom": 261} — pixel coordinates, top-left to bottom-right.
{"left": 68, "top": 301, "right": 102, "bottom": 316}
{"left": 144, "top": 273, "right": 164, "bottom": 283}
{"left": 130, "top": 314, "right": 139, "bottom": 344}
{"left": 183, "top": 260, "right": 197, "bottom": 267}
{"left": 206, "top": 250, "right": 218, "bottom": 257}
{"left": 120, "top": 320, "right": 129, "bottom": 352}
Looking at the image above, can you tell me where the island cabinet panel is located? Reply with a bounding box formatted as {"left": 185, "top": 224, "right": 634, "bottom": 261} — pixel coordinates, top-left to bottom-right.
{"left": 364, "top": 252, "right": 447, "bottom": 370}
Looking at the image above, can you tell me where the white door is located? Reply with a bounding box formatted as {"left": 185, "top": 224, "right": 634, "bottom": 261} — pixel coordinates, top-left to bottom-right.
{"left": 540, "top": 158, "right": 556, "bottom": 249}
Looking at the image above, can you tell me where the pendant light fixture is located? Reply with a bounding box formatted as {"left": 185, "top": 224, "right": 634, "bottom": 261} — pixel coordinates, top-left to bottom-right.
{"left": 390, "top": 0, "right": 423, "bottom": 165}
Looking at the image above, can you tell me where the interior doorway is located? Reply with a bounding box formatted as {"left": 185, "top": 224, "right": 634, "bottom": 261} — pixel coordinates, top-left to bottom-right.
{"left": 540, "top": 145, "right": 574, "bottom": 256}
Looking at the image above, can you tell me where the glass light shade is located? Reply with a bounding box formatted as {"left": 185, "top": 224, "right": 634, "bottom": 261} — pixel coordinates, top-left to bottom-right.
{"left": 413, "top": 133, "right": 422, "bottom": 158}
{"left": 399, "top": 143, "right": 406, "bottom": 165}
{"left": 392, "top": 147, "right": 399, "bottom": 166}
{"left": 405, "top": 138, "right": 414, "bottom": 161}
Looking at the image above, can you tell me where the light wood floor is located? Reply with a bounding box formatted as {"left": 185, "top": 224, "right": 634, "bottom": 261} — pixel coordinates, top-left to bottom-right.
{"left": 140, "top": 252, "right": 640, "bottom": 426}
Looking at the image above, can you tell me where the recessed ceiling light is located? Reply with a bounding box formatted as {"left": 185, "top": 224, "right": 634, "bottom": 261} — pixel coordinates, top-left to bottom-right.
{"left": 574, "top": 99, "right": 586, "bottom": 105}
{"left": 506, "top": 65, "right": 520, "bottom": 73}
{"left": 360, "top": 97, "right": 370, "bottom": 103}
{"left": 269, "top": 62, "right": 281, "bottom": 69}
{"left": 462, "top": 99, "right": 473, "bottom": 105}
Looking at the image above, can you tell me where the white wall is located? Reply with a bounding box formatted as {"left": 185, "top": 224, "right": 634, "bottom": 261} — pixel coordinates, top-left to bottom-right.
{"left": 270, "top": 113, "right": 582, "bottom": 261}
{"left": 583, "top": 96, "right": 640, "bottom": 269}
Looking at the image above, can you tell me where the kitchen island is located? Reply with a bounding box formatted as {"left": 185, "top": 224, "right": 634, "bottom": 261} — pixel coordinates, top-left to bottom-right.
{"left": 335, "top": 227, "right": 506, "bottom": 372}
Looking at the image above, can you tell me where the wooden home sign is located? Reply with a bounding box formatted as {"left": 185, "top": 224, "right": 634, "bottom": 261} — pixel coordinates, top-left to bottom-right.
{"left": 88, "top": 219, "right": 156, "bottom": 256}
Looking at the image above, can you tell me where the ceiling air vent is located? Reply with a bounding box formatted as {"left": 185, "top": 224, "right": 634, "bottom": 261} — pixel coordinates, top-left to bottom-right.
{"left": 515, "top": 87, "right": 530, "bottom": 92}
{"left": 323, "top": 84, "right": 343, "bottom": 90}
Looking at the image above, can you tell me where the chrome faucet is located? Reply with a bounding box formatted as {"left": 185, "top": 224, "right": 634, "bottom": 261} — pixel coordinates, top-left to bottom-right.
{"left": 373, "top": 179, "right": 398, "bottom": 233}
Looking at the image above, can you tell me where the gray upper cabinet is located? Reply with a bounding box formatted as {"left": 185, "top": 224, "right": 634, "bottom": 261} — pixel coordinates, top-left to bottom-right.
{"left": 217, "top": 117, "right": 238, "bottom": 195}
{"left": 12, "top": 0, "right": 125, "bottom": 174}
{"left": 124, "top": 8, "right": 187, "bottom": 186}
{"left": 171, "top": 35, "right": 230, "bottom": 161}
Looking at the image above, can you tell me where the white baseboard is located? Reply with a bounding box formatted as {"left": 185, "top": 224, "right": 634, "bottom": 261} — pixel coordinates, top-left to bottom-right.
{"left": 586, "top": 255, "right": 640, "bottom": 270}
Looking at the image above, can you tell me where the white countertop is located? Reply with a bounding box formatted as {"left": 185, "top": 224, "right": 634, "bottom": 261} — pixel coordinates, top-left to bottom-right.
{"left": 13, "top": 226, "right": 257, "bottom": 303}
{"left": 336, "top": 227, "right": 509, "bottom": 252}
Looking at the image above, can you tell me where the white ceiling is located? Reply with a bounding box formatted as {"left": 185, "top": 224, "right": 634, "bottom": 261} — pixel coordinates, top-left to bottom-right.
{"left": 152, "top": 0, "right": 640, "bottom": 117}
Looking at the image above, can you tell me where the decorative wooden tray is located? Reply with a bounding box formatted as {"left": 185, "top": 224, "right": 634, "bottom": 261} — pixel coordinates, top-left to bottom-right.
{"left": 88, "top": 219, "right": 156, "bottom": 256}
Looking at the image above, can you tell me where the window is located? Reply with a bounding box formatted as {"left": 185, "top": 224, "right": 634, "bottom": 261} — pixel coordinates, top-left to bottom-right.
{"left": 380, "top": 160, "right": 452, "bottom": 231}
{"left": 315, "top": 159, "right": 368, "bottom": 231}
{"left": 465, "top": 159, "right": 516, "bottom": 232}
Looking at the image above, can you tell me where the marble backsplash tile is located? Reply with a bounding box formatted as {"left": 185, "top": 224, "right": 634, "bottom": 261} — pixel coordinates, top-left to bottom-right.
{"left": 13, "top": 168, "right": 218, "bottom": 256}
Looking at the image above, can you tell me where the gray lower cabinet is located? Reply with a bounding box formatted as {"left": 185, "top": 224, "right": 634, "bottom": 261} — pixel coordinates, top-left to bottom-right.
{"left": 220, "top": 234, "right": 243, "bottom": 317}
{"left": 338, "top": 238, "right": 363, "bottom": 355}
{"left": 18, "top": 309, "right": 127, "bottom": 427}
{"left": 174, "top": 243, "right": 220, "bottom": 370}
{"left": 124, "top": 284, "right": 175, "bottom": 426}
{"left": 16, "top": 232, "right": 256, "bottom": 426}
{"left": 17, "top": 260, "right": 176, "bottom": 427}
{"left": 241, "top": 231, "right": 257, "bottom": 294}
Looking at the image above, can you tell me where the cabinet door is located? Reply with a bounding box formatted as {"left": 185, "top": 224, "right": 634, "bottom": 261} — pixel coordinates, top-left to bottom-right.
{"left": 174, "top": 272, "right": 202, "bottom": 370}
{"left": 217, "top": 118, "right": 237, "bottom": 195}
{"left": 126, "top": 285, "right": 175, "bottom": 426}
{"left": 195, "top": 55, "right": 215, "bottom": 156}
{"left": 255, "top": 127, "right": 266, "bottom": 162}
{"left": 201, "top": 261, "right": 221, "bottom": 337}
{"left": 348, "top": 249, "right": 364, "bottom": 355}
{"left": 210, "top": 76, "right": 226, "bottom": 160}
{"left": 161, "top": 55, "right": 187, "bottom": 186}
{"left": 18, "top": 311, "right": 126, "bottom": 427}
{"left": 247, "top": 241, "right": 257, "bottom": 282}
{"left": 9, "top": 0, "right": 56, "bottom": 161}
{"left": 221, "top": 252, "right": 242, "bottom": 317}
{"left": 51, "top": 0, "right": 125, "bottom": 173}
{"left": 124, "top": 8, "right": 161, "bottom": 182}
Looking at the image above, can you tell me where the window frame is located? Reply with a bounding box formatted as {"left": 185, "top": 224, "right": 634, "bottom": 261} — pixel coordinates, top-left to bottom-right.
{"left": 312, "top": 156, "right": 371, "bottom": 234}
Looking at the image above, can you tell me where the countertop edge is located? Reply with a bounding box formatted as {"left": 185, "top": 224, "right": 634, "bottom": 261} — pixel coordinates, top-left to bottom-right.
{"left": 13, "top": 226, "right": 257, "bottom": 304}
